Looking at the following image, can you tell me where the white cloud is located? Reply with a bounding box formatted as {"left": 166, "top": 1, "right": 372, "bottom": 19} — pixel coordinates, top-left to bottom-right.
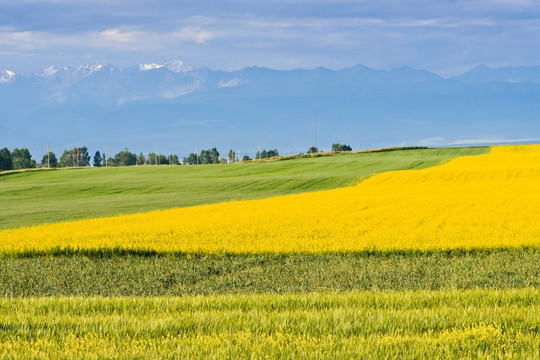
{"left": 417, "top": 137, "right": 446, "bottom": 146}
{"left": 3, "top": 2, "right": 540, "bottom": 74}
{"left": 98, "top": 28, "right": 140, "bottom": 44}
{"left": 417, "top": 136, "right": 540, "bottom": 147}
{"left": 0, "top": 24, "right": 216, "bottom": 55}
{"left": 450, "top": 137, "right": 540, "bottom": 145}
{"left": 481, "top": 0, "right": 536, "bottom": 5}
{"left": 171, "top": 26, "right": 215, "bottom": 44}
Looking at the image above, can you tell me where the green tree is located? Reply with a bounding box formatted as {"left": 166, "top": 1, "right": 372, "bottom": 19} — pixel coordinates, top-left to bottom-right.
{"left": 256, "top": 149, "right": 268, "bottom": 159}
{"left": 183, "top": 153, "right": 198, "bottom": 165}
{"left": 242, "top": 155, "right": 251, "bottom": 161}
{"left": 267, "top": 149, "right": 279, "bottom": 158}
{"left": 77, "top": 147, "right": 90, "bottom": 166}
{"left": 332, "top": 143, "right": 352, "bottom": 152}
{"left": 59, "top": 151, "right": 72, "bottom": 167}
{"left": 211, "top": 148, "right": 220, "bottom": 164}
{"left": 158, "top": 154, "right": 169, "bottom": 165}
{"left": 256, "top": 149, "right": 279, "bottom": 159}
{"left": 12, "top": 148, "right": 35, "bottom": 169}
{"left": 307, "top": 146, "right": 318, "bottom": 154}
{"left": 59, "top": 147, "right": 90, "bottom": 167}
{"left": 0, "top": 147, "right": 12, "bottom": 171}
{"left": 148, "top": 153, "right": 158, "bottom": 165}
{"left": 168, "top": 154, "right": 180, "bottom": 165}
{"left": 199, "top": 148, "right": 220, "bottom": 164}
{"left": 199, "top": 150, "right": 210, "bottom": 164}
{"left": 114, "top": 149, "right": 137, "bottom": 166}
{"left": 93, "top": 151, "right": 102, "bottom": 167}
{"left": 41, "top": 151, "right": 58, "bottom": 168}
{"left": 137, "top": 152, "right": 146, "bottom": 165}
{"left": 228, "top": 149, "right": 235, "bottom": 163}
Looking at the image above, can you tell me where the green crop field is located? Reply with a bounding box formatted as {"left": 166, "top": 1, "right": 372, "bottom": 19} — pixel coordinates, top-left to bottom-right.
{"left": 0, "top": 147, "right": 487, "bottom": 229}
{"left": 0, "top": 290, "right": 538, "bottom": 359}
{"left": 1, "top": 145, "right": 538, "bottom": 359}
{"left": 0, "top": 249, "right": 538, "bottom": 297}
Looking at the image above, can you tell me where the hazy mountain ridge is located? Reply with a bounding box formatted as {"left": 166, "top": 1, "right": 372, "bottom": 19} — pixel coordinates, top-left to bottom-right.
{"left": 1, "top": 61, "right": 539, "bottom": 156}
{"left": 3, "top": 62, "right": 539, "bottom": 106}
{"left": 451, "top": 64, "right": 540, "bottom": 84}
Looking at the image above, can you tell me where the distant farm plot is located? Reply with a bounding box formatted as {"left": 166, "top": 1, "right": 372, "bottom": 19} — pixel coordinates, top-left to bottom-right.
{"left": 0, "top": 147, "right": 487, "bottom": 229}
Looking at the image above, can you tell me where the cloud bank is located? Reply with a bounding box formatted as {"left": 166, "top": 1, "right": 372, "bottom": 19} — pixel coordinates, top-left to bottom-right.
{"left": 1, "top": 1, "right": 540, "bottom": 75}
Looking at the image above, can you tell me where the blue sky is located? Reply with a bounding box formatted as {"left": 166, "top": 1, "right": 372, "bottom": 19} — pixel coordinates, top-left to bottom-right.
{"left": 1, "top": 0, "right": 540, "bottom": 76}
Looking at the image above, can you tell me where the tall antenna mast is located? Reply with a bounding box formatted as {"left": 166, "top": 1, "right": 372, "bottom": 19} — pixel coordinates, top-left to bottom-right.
{"left": 47, "top": 143, "right": 50, "bottom": 168}
{"left": 314, "top": 107, "right": 318, "bottom": 152}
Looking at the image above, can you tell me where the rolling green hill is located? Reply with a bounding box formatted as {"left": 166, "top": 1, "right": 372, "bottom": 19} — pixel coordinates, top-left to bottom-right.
{"left": 0, "top": 147, "right": 488, "bottom": 229}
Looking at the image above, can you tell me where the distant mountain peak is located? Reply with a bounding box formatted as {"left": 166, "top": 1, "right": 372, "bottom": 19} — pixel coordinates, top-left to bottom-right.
{"left": 473, "top": 64, "right": 491, "bottom": 70}
{"left": 138, "top": 59, "right": 192, "bottom": 73}
{"left": 0, "top": 70, "right": 15, "bottom": 83}
{"left": 165, "top": 60, "right": 193, "bottom": 73}
{"left": 139, "top": 63, "right": 164, "bottom": 71}
{"left": 453, "top": 64, "right": 540, "bottom": 83}
{"left": 43, "top": 66, "right": 59, "bottom": 77}
{"left": 75, "top": 63, "right": 115, "bottom": 76}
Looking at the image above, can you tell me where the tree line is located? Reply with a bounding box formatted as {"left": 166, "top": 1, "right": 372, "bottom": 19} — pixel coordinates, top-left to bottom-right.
{"left": 0, "top": 143, "right": 352, "bottom": 171}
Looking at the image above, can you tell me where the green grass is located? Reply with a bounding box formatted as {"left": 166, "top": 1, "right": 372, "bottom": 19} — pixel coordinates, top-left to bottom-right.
{"left": 0, "top": 147, "right": 488, "bottom": 229}
{"left": 1, "top": 249, "right": 538, "bottom": 296}
{"left": 0, "top": 289, "right": 538, "bottom": 359}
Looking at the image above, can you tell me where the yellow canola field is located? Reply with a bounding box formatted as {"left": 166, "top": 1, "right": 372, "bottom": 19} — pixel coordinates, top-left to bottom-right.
{"left": 1, "top": 145, "right": 539, "bottom": 254}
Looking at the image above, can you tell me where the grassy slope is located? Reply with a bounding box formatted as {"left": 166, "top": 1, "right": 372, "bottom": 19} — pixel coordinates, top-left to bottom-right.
{"left": 0, "top": 289, "right": 538, "bottom": 359}
{"left": 0, "top": 147, "right": 487, "bottom": 229}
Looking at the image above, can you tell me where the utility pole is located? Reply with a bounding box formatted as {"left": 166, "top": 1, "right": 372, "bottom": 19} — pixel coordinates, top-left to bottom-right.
{"left": 105, "top": 144, "right": 108, "bottom": 167}
{"left": 47, "top": 143, "right": 50, "bottom": 168}
{"left": 196, "top": 147, "right": 199, "bottom": 165}
{"left": 237, "top": 149, "right": 240, "bottom": 162}
{"left": 258, "top": 145, "right": 261, "bottom": 160}
{"left": 155, "top": 144, "right": 158, "bottom": 165}
{"left": 288, "top": 145, "right": 290, "bottom": 156}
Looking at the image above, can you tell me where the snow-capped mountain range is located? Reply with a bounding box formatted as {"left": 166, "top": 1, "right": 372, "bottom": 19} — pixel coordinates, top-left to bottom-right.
{"left": 1, "top": 60, "right": 539, "bottom": 156}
